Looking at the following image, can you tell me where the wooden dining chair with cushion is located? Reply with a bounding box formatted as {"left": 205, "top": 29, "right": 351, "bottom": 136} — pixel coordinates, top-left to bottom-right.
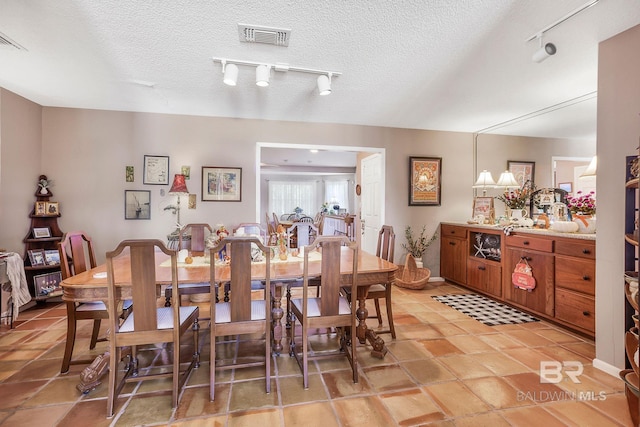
{"left": 289, "top": 235, "right": 358, "bottom": 388}
{"left": 342, "top": 225, "right": 396, "bottom": 338}
{"left": 286, "top": 222, "right": 319, "bottom": 249}
{"left": 58, "top": 231, "right": 132, "bottom": 373}
{"left": 105, "top": 239, "right": 199, "bottom": 418}
{"left": 208, "top": 236, "right": 271, "bottom": 400}
{"left": 165, "top": 223, "right": 213, "bottom": 307}
{"left": 233, "top": 222, "right": 268, "bottom": 243}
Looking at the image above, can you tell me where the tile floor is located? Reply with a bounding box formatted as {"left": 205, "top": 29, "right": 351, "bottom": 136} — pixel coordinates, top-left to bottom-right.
{"left": 0, "top": 282, "right": 635, "bottom": 427}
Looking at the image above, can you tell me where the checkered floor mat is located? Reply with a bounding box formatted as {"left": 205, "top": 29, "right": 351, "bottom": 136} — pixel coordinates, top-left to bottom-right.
{"left": 432, "top": 294, "right": 539, "bottom": 326}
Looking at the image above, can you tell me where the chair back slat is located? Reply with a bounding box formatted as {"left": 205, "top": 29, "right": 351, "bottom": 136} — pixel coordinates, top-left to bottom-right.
{"left": 287, "top": 223, "right": 319, "bottom": 248}
{"left": 179, "top": 223, "right": 213, "bottom": 252}
{"left": 229, "top": 240, "right": 252, "bottom": 322}
{"left": 319, "top": 239, "right": 342, "bottom": 316}
{"left": 376, "top": 225, "right": 395, "bottom": 263}
{"left": 58, "top": 231, "right": 97, "bottom": 279}
{"left": 129, "top": 244, "right": 159, "bottom": 331}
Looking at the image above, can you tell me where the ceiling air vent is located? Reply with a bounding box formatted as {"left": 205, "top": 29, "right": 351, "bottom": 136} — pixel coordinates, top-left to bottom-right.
{"left": 238, "top": 24, "right": 290, "bottom": 47}
{"left": 0, "top": 31, "right": 26, "bottom": 51}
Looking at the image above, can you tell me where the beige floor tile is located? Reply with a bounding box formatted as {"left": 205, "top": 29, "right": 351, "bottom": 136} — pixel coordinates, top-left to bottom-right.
{"left": 464, "top": 376, "right": 532, "bottom": 409}
{"left": 439, "top": 354, "right": 495, "bottom": 379}
{"left": 322, "top": 370, "right": 372, "bottom": 399}
{"left": 114, "top": 392, "right": 174, "bottom": 426}
{"left": 420, "top": 338, "right": 463, "bottom": 357}
{"left": 401, "top": 358, "right": 457, "bottom": 385}
{"left": 0, "top": 379, "right": 48, "bottom": 410}
{"left": 228, "top": 407, "right": 282, "bottom": 426}
{"left": 501, "top": 406, "right": 573, "bottom": 427}
{"left": 361, "top": 364, "right": 417, "bottom": 392}
{"left": 543, "top": 400, "right": 629, "bottom": 426}
{"left": 332, "top": 395, "right": 396, "bottom": 427}
{"left": 175, "top": 384, "right": 230, "bottom": 418}
{"left": 502, "top": 329, "right": 557, "bottom": 347}
{"left": 279, "top": 374, "right": 328, "bottom": 405}
{"left": 386, "top": 339, "right": 432, "bottom": 361}
{"left": 477, "top": 333, "right": 525, "bottom": 350}
{"left": 424, "top": 380, "right": 491, "bottom": 417}
{"left": 502, "top": 347, "right": 555, "bottom": 370}
{"left": 453, "top": 412, "right": 511, "bottom": 427}
{"left": 380, "top": 388, "right": 446, "bottom": 425}
{"left": 445, "top": 335, "right": 494, "bottom": 354}
{"left": 471, "top": 351, "right": 531, "bottom": 376}
{"left": 0, "top": 403, "right": 73, "bottom": 427}
{"left": 583, "top": 392, "right": 636, "bottom": 426}
{"left": 228, "top": 378, "right": 278, "bottom": 411}
{"left": 282, "top": 401, "right": 339, "bottom": 427}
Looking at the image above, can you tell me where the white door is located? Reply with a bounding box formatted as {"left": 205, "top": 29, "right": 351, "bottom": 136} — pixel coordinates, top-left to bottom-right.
{"left": 361, "top": 153, "right": 383, "bottom": 254}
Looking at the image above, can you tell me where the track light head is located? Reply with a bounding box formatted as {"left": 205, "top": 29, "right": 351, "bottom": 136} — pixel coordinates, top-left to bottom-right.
{"left": 532, "top": 42, "right": 557, "bottom": 63}
{"left": 223, "top": 63, "right": 238, "bottom": 86}
{"left": 256, "top": 64, "right": 270, "bottom": 87}
{"left": 317, "top": 74, "right": 332, "bottom": 96}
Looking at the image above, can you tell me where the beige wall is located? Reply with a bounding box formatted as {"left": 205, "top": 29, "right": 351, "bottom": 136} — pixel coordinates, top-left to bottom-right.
{"left": 595, "top": 23, "right": 640, "bottom": 369}
{"left": 0, "top": 89, "right": 42, "bottom": 253}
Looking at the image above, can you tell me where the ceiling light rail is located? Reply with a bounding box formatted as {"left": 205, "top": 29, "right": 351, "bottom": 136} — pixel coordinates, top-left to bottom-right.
{"left": 212, "top": 57, "right": 341, "bottom": 95}
{"left": 525, "top": 0, "right": 599, "bottom": 42}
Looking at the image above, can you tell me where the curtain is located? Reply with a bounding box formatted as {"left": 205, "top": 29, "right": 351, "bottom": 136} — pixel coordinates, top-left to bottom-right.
{"left": 268, "top": 181, "right": 317, "bottom": 217}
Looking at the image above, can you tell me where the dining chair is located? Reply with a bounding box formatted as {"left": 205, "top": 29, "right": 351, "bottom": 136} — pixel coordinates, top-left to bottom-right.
{"left": 209, "top": 236, "right": 271, "bottom": 400}
{"left": 265, "top": 213, "right": 278, "bottom": 245}
{"left": 165, "top": 223, "right": 213, "bottom": 307}
{"left": 341, "top": 225, "right": 396, "bottom": 338}
{"left": 286, "top": 222, "right": 319, "bottom": 249}
{"left": 272, "top": 212, "right": 280, "bottom": 228}
{"left": 105, "top": 239, "right": 199, "bottom": 418}
{"left": 289, "top": 235, "right": 358, "bottom": 388}
{"left": 233, "top": 222, "right": 268, "bottom": 244}
{"left": 57, "top": 231, "right": 132, "bottom": 373}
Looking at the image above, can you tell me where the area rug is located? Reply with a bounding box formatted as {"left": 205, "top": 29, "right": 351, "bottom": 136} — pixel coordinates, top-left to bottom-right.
{"left": 432, "top": 293, "right": 539, "bottom": 326}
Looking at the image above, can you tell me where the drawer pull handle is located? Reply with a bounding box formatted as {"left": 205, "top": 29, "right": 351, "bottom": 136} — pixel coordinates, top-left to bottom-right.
{"left": 582, "top": 249, "right": 591, "bottom": 254}
{"left": 523, "top": 256, "right": 532, "bottom": 261}
{"left": 582, "top": 311, "right": 591, "bottom": 316}
{"left": 449, "top": 241, "right": 455, "bottom": 246}
{"left": 582, "top": 275, "right": 590, "bottom": 281}
{"left": 523, "top": 241, "right": 530, "bottom": 245}
{"left": 478, "top": 266, "right": 486, "bottom": 271}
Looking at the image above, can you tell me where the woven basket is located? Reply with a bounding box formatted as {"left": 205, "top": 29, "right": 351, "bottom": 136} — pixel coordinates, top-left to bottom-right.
{"left": 394, "top": 254, "right": 432, "bottom": 290}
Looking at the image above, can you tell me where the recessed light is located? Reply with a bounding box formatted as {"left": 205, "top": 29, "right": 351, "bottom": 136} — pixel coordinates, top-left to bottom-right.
{"left": 310, "top": 149, "right": 318, "bottom": 153}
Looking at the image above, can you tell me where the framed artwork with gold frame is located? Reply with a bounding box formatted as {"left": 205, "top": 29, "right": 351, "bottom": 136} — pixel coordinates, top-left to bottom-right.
{"left": 472, "top": 197, "right": 495, "bottom": 224}
{"left": 409, "top": 156, "right": 442, "bottom": 206}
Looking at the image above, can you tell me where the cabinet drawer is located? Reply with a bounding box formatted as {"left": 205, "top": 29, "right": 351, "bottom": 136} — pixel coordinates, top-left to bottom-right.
{"left": 555, "top": 289, "right": 595, "bottom": 333}
{"left": 441, "top": 224, "right": 466, "bottom": 239}
{"left": 467, "top": 257, "right": 502, "bottom": 297}
{"left": 555, "top": 256, "right": 595, "bottom": 296}
{"left": 506, "top": 235, "right": 553, "bottom": 253}
{"left": 555, "top": 239, "right": 595, "bottom": 259}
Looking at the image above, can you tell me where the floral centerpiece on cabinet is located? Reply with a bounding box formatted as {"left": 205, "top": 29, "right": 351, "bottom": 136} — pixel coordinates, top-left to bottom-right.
{"left": 567, "top": 191, "right": 596, "bottom": 233}
{"left": 496, "top": 180, "right": 536, "bottom": 218}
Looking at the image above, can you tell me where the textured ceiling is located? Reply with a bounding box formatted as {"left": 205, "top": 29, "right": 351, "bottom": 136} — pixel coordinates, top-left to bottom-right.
{"left": 0, "top": 0, "right": 639, "bottom": 144}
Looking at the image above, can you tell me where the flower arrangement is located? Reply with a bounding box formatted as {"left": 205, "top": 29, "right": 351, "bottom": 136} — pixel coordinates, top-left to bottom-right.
{"left": 567, "top": 191, "right": 596, "bottom": 216}
{"left": 402, "top": 225, "right": 438, "bottom": 258}
{"left": 497, "top": 180, "right": 535, "bottom": 209}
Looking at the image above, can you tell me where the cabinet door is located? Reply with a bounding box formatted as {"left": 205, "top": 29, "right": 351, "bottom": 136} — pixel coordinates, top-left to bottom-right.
{"left": 440, "top": 236, "right": 467, "bottom": 284}
{"left": 504, "top": 247, "right": 555, "bottom": 316}
{"left": 467, "top": 257, "right": 502, "bottom": 297}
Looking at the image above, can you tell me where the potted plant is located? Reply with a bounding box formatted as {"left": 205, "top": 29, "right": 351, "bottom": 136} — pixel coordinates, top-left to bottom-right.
{"left": 402, "top": 225, "right": 438, "bottom": 268}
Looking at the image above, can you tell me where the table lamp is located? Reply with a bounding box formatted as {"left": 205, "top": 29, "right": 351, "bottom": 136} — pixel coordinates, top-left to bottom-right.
{"left": 168, "top": 174, "right": 190, "bottom": 229}
{"left": 472, "top": 170, "right": 496, "bottom": 196}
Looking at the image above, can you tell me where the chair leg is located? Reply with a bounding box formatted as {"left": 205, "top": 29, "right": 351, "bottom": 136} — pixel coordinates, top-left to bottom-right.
{"left": 89, "top": 319, "right": 102, "bottom": 349}
{"left": 61, "top": 302, "right": 77, "bottom": 373}
{"left": 373, "top": 298, "right": 383, "bottom": 327}
{"left": 302, "top": 321, "right": 308, "bottom": 389}
{"left": 107, "top": 347, "right": 118, "bottom": 417}
{"left": 385, "top": 285, "right": 396, "bottom": 339}
{"left": 193, "top": 318, "right": 200, "bottom": 368}
{"left": 210, "top": 325, "right": 217, "bottom": 401}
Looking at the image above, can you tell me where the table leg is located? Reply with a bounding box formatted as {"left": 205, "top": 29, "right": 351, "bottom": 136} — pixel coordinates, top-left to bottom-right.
{"left": 271, "top": 283, "right": 284, "bottom": 355}
{"left": 356, "top": 287, "right": 387, "bottom": 359}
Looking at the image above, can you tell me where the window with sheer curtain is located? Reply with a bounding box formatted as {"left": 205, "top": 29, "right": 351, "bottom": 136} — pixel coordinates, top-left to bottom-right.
{"left": 268, "top": 181, "right": 317, "bottom": 216}
{"left": 324, "top": 180, "right": 349, "bottom": 209}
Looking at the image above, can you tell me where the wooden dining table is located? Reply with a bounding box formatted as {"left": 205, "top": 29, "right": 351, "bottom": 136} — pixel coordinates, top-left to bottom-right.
{"left": 61, "top": 247, "right": 397, "bottom": 388}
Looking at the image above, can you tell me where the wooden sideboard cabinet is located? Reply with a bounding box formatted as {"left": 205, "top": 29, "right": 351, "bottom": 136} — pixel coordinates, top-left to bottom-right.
{"left": 440, "top": 224, "right": 467, "bottom": 285}
{"left": 439, "top": 222, "right": 596, "bottom": 337}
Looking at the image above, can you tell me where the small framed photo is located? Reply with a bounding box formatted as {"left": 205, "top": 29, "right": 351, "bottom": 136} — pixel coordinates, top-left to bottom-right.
{"left": 181, "top": 165, "right": 191, "bottom": 179}
{"left": 202, "top": 166, "right": 242, "bottom": 202}
{"left": 33, "top": 227, "right": 51, "bottom": 238}
{"left": 34, "top": 201, "right": 46, "bottom": 216}
{"left": 409, "top": 156, "right": 442, "bottom": 206}
{"left": 558, "top": 182, "right": 572, "bottom": 193}
{"left": 507, "top": 160, "right": 535, "bottom": 187}
{"left": 44, "top": 249, "right": 61, "bottom": 266}
{"left": 45, "top": 202, "right": 59, "bottom": 215}
{"left": 125, "top": 190, "right": 151, "bottom": 219}
{"left": 143, "top": 155, "right": 170, "bottom": 185}
{"left": 472, "top": 197, "right": 495, "bottom": 224}
{"left": 34, "top": 271, "right": 62, "bottom": 297}
{"left": 28, "top": 249, "right": 46, "bottom": 266}
{"left": 126, "top": 165, "right": 134, "bottom": 182}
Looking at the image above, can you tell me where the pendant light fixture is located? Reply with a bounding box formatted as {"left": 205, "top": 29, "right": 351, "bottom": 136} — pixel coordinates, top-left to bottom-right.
{"left": 256, "top": 64, "right": 270, "bottom": 87}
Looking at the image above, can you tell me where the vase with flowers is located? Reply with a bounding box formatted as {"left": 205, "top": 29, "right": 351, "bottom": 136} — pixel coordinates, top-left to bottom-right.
{"left": 496, "top": 180, "right": 536, "bottom": 219}
{"left": 567, "top": 191, "right": 596, "bottom": 233}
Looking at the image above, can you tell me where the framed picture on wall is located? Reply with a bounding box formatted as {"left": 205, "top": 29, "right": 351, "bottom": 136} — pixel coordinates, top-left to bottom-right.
{"left": 408, "top": 156, "right": 442, "bottom": 206}
{"left": 124, "top": 190, "right": 151, "bottom": 219}
{"left": 507, "top": 160, "right": 535, "bottom": 187}
{"left": 143, "top": 155, "right": 169, "bottom": 185}
{"left": 558, "top": 182, "right": 572, "bottom": 193}
{"left": 472, "top": 196, "right": 495, "bottom": 224}
{"left": 201, "top": 166, "right": 242, "bottom": 201}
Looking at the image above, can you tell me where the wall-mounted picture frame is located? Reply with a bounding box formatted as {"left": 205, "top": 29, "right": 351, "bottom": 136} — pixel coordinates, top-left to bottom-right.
{"left": 44, "top": 249, "right": 61, "bottom": 266}
{"left": 472, "top": 196, "right": 495, "bottom": 223}
{"left": 202, "top": 166, "right": 242, "bottom": 202}
{"left": 126, "top": 165, "right": 134, "bottom": 182}
{"left": 34, "top": 201, "right": 46, "bottom": 216}
{"left": 45, "top": 201, "right": 59, "bottom": 215}
{"left": 28, "top": 249, "right": 46, "bottom": 266}
{"left": 33, "top": 227, "right": 51, "bottom": 238}
{"left": 409, "top": 156, "right": 442, "bottom": 206}
{"left": 181, "top": 165, "right": 191, "bottom": 179}
{"left": 507, "top": 160, "right": 535, "bottom": 187}
{"left": 34, "top": 271, "right": 62, "bottom": 297}
{"left": 143, "top": 155, "right": 169, "bottom": 185}
{"left": 124, "top": 190, "right": 151, "bottom": 219}
{"left": 558, "top": 182, "right": 572, "bottom": 193}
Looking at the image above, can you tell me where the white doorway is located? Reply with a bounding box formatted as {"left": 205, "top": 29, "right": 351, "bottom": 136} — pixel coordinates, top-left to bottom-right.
{"left": 360, "top": 153, "right": 384, "bottom": 254}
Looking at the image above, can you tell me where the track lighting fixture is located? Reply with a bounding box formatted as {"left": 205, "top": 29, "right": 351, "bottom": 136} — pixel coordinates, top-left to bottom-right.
{"left": 532, "top": 35, "right": 557, "bottom": 63}
{"left": 256, "top": 64, "right": 270, "bottom": 87}
{"left": 222, "top": 62, "right": 238, "bottom": 86}
{"left": 212, "top": 57, "right": 341, "bottom": 95}
{"left": 317, "top": 74, "right": 332, "bottom": 96}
